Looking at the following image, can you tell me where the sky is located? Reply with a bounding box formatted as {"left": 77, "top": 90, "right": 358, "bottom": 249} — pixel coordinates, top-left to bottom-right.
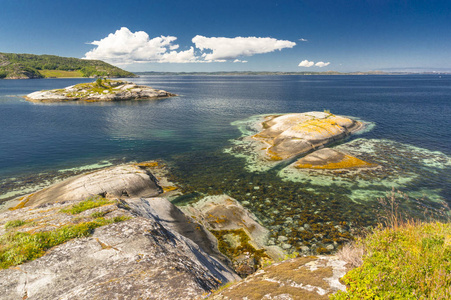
{"left": 1, "top": 0, "right": 450, "bottom": 72}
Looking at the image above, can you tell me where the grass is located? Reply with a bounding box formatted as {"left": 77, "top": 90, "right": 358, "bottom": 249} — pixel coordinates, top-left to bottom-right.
{"left": 0, "top": 216, "right": 130, "bottom": 269}
{"left": 331, "top": 190, "right": 451, "bottom": 299}
{"left": 39, "top": 69, "right": 83, "bottom": 78}
{"left": 60, "top": 196, "right": 114, "bottom": 215}
{"left": 4, "top": 219, "right": 27, "bottom": 229}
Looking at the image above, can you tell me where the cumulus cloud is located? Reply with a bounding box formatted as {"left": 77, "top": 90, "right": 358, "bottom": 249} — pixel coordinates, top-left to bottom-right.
{"left": 298, "top": 60, "right": 331, "bottom": 68}
{"left": 192, "top": 35, "right": 296, "bottom": 62}
{"left": 299, "top": 38, "right": 308, "bottom": 42}
{"left": 84, "top": 27, "right": 296, "bottom": 64}
{"left": 84, "top": 27, "right": 197, "bottom": 64}
{"left": 315, "top": 61, "right": 330, "bottom": 67}
{"left": 298, "top": 60, "right": 314, "bottom": 67}
{"left": 233, "top": 59, "right": 248, "bottom": 63}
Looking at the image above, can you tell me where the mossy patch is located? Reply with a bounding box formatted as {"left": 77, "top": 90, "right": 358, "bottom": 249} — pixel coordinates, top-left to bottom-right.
{"left": 4, "top": 219, "right": 27, "bottom": 229}
{"left": 0, "top": 216, "right": 130, "bottom": 269}
{"left": 60, "top": 196, "right": 114, "bottom": 215}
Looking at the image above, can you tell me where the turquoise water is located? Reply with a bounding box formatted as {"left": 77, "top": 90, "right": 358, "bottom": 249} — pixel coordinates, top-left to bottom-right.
{"left": 0, "top": 75, "right": 450, "bottom": 252}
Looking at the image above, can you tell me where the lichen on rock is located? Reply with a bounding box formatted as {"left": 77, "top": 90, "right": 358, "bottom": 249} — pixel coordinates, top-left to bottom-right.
{"left": 294, "top": 148, "right": 377, "bottom": 170}
{"left": 253, "top": 112, "right": 363, "bottom": 160}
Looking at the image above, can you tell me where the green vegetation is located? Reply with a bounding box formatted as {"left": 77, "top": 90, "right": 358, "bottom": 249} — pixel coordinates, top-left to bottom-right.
{"left": 0, "top": 216, "right": 130, "bottom": 269}
{"left": 39, "top": 69, "right": 84, "bottom": 78}
{"left": 0, "top": 52, "right": 136, "bottom": 79}
{"left": 4, "top": 220, "right": 27, "bottom": 229}
{"left": 332, "top": 221, "right": 451, "bottom": 299}
{"left": 60, "top": 196, "right": 114, "bottom": 215}
{"left": 331, "top": 191, "right": 451, "bottom": 299}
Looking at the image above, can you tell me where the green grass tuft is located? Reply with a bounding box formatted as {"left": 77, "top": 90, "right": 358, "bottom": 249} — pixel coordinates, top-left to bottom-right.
{"left": 0, "top": 216, "right": 130, "bottom": 269}
{"left": 61, "top": 196, "right": 114, "bottom": 215}
{"left": 4, "top": 220, "right": 27, "bottom": 229}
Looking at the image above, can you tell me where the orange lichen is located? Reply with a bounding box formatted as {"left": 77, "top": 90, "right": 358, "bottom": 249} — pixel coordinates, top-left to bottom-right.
{"left": 162, "top": 186, "right": 177, "bottom": 192}
{"left": 291, "top": 119, "right": 344, "bottom": 135}
{"left": 9, "top": 194, "right": 33, "bottom": 210}
{"left": 295, "top": 154, "right": 376, "bottom": 170}
{"left": 267, "top": 149, "right": 283, "bottom": 161}
{"left": 135, "top": 161, "right": 159, "bottom": 168}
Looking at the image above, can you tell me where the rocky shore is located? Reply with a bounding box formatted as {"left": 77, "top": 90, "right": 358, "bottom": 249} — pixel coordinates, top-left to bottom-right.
{"left": 0, "top": 160, "right": 349, "bottom": 299}
{"left": 1, "top": 111, "right": 387, "bottom": 299}
{"left": 24, "top": 79, "right": 176, "bottom": 102}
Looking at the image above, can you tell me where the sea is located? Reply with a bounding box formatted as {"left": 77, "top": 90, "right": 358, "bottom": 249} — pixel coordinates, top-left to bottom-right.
{"left": 0, "top": 75, "right": 450, "bottom": 247}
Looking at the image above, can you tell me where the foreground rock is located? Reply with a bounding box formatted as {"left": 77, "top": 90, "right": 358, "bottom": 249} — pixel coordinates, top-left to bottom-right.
{"left": 252, "top": 112, "right": 363, "bottom": 160}
{"left": 210, "top": 255, "right": 349, "bottom": 299}
{"left": 24, "top": 79, "right": 176, "bottom": 102}
{"left": 0, "top": 198, "right": 239, "bottom": 299}
{"left": 13, "top": 164, "right": 164, "bottom": 209}
{"left": 181, "top": 195, "right": 286, "bottom": 276}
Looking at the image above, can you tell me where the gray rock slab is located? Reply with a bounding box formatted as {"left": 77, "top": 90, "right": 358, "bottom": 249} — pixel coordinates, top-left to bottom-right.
{"left": 20, "top": 164, "right": 162, "bottom": 208}
{"left": 0, "top": 217, "right": 239, "bottom": 300}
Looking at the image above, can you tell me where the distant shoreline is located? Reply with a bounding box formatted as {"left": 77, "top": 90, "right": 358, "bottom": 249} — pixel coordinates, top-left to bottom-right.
{"left": 134, "top": 71, "right": 451, "bottom": 76}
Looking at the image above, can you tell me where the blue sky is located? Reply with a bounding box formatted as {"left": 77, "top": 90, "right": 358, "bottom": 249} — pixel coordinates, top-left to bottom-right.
{"left": 1, "top": 0, "right": 450, "bottom": 72}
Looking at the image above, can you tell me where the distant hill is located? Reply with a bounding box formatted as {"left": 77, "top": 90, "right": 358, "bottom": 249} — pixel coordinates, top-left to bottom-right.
{"left": 0, "top": 52, "right": 136, "bottom": 79}
{"left": 136, "top": 70, "right": 450, "bottom": 76}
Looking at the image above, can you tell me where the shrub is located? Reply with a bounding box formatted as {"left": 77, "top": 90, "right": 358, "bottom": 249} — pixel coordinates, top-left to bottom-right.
{"left": 331, "top": 189, "right": 451, "bottom": 299}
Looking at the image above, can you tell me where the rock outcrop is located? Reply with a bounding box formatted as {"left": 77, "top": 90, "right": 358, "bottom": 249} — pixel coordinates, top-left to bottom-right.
{"left": 252, "top": 112, "right": 363, "bottom": 160}
{"left": 0, "top": 160, "right": 354, "bottom": 298}
{"left": 24, "top": 79, "right": 176, "bottom": 102}
{"left": 210, "top": 255, "right": 349, "bottom": 299}
{"left": 181, "top": 195, "right": 286, "bottom": 276}
{"left": 13, "top": 164, "right": 163, "bottom": 209}
{"left": 0, "top": 197, "right": 240, "bottom": 299}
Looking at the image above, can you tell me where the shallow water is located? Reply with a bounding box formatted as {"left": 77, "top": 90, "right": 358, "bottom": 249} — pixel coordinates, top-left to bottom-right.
{"left": 0, "top": 75, "right": 450, "bottom": 252}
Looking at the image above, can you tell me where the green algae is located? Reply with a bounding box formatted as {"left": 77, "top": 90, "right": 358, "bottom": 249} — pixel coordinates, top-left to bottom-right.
{"left": 279, "top": 138, "right": 451, "bottom": 204}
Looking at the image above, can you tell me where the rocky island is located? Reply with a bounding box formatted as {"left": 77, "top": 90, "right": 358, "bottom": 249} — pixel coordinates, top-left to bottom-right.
{"left": 24, "top": 79, "right": 176, "bottom": 102}
{"left": 229, "top": 111, "right": 376, "bottom": 173}
{"left": 253, "top": 111, "right": 364, "bottom": 161}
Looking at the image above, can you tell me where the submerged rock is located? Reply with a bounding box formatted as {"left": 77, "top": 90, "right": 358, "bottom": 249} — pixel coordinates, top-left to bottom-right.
{"left": 253, "top": 112, "right": 363, "bottom": 160}
{"left": 181, "top": 195, "right": 286, "bottom": 276}
{"left": 24, "top": 79, "right": 176, "bottom": 102}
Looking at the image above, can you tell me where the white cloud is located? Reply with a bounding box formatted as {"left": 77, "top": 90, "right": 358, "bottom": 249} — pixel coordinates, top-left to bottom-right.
{"left": 192, "top": 35, "right": 296, "bottom": 62}
{"left": 298, "top": 60, "right": 314, "bottom": 67}
{"left": 233, "top": 59, "right": 248, "bottom": 63}
{"left": 83, "top": 27, "right": 197, "bottom": 64}
{"left": 84, "top": 27, "right": 296, "bottom": 64}
{"left": 159, "top": 47, "right": 198, "bottom": 63}
{"left": 315, "top": 61, "right": 330, "bottom": 67}
{"left": 299, "top": 38, "right": 308, "bottom": 42}
{"left": 298, "top": 60, "right": 331, "bottom": 68}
